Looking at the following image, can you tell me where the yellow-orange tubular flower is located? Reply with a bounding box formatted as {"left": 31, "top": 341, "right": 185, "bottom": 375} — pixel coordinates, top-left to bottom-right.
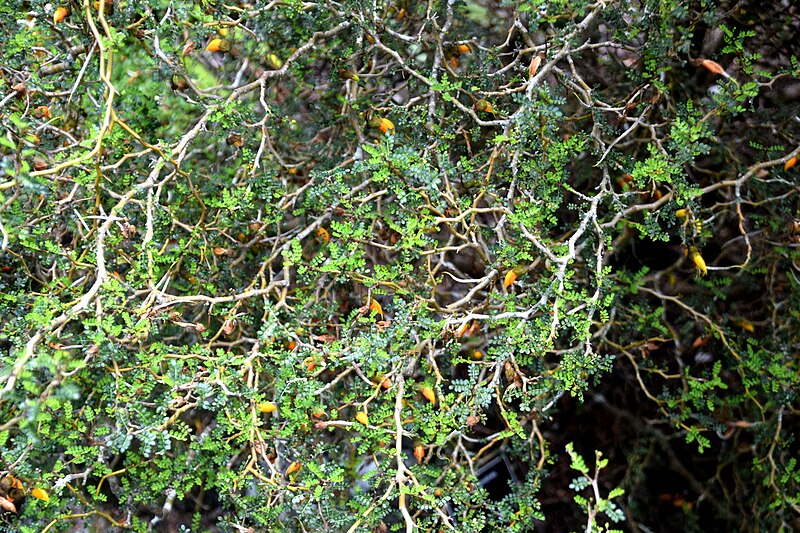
{"left": 420, "top": 386, "right": 436, "bottom": 405}
{"left": 369, "top": 298, "right": 384, "bottom": 318}
{"left": 206, "top": 38, "right": 231, "bottom": 52}
{"left": 368, "top": 116, "right": 395, "bottom": 135}
{"left": 53, "top": 7, "right": 68, "bottom": 24}
{"left": 257, "top": 401, "right": 277, "bottom": 413}
{"left": 474, "top": 99, "right": 495, "bottom": 114}
{"left": 503, "top": 270, "right": 517, "bottom": 288}
{"left": 688, "top": 246, "right": 707, "bottom": 276}
{"left": 30, "top": 488, "right": 49, "bottom": 501}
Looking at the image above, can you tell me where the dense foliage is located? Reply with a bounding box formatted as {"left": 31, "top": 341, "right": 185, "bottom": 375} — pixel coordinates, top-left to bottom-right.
{"left": 1, "top": 0, "right": 799, "bottom": 531}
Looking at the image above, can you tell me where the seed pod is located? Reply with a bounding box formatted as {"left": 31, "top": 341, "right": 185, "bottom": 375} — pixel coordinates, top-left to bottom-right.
{"left": 206, "top": 39, "right": 231, "bottom": 52}
{"left": 785, "top": 156, "right": 798, "bottom": 171}
{"left": 528, "top": 53, "right": 544, "bottom": 77}
{"left": 286, "top": 461, "right": 302, "bottom": 476}
{"left": 316, "top": 227, "right": 330, "bottom": 243}
{"left": 181, "top": 40, "right": 196, "bottom": 57}
{"left": 355, "top": 411, "right": 369, "bottom": 425}
{"left": 420, "top": 386, "right": 436, "bottom": 405}
{"left": 53, "top": 7, "right": 68, "bottom": 24}
{"left": 675, "top": 208, "right": 687, "bottom": 219}
{"left": 258, "top": 401, "right": 277, "bottom": 413}
{"left": 0, "top": 496, "right": 16, "bottom": 514}
{"left": 504, "top": 361, "right": 515, "bottom": 382}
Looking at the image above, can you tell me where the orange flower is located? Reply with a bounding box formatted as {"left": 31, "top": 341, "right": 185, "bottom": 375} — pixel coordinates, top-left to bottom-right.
{"left": 33, "top": 106, "right": 51, "bottom": 119}
{"left": 286, "top": 461, "right": 302, "bottom": 475}
{"left": 368, "top": 117, "right": 395, "bottom": 134}
{"left": 413, "top": 443, "right": 425, "bottom": 462}
{"left": 369, "top": 298, "right": 384, "bottom": 318}
{"left": 454, "top": 322, "right": 470, "bottom": 338}
{"left": 53, "top": 7, "right": 68, "bottom": 24}
{"left": 420, "top": 386, "right": 436, "bottom": 405}
{"left": 206, "top": 38, "right": 231, "bottom": 52}
{"left": 474, "top": 99, "right": 494, "bottom": 114}
{"left": 698, "top": 58, "right": 726, "bottom": 76}
{"left": 503, "top": 270, "right": 517, "bottom": 288}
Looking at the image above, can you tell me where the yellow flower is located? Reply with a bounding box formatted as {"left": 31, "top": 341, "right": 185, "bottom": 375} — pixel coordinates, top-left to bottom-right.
{"left": 257, "top": 401, "right": 277, "bottom": 413}
{"left": 688, "top": 246, "right": 707, "bottom": 276}
{"left": 30, "top": 488, "right": 49, "bottom": 501}
{"left": 206, "top": 39, "right": 231, "bottom": 52}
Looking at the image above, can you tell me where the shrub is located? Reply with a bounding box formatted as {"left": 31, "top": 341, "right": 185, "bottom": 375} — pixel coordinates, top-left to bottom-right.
{"left": 1, "top": 0, "right": 798, "bottom": 531}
